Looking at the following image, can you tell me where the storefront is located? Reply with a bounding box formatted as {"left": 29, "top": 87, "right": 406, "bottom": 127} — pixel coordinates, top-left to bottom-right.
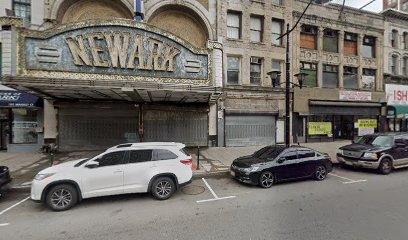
{"left": 2, "top": 20, "right": 221, "bottom": 151}
{"left": 0, "top": 90, "right": 43, "bottom": 152}
{"left": 385, "top": 84, "right": 408, "bottom": 132}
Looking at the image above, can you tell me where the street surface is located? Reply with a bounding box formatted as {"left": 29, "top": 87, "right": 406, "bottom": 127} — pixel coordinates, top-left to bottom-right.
{"left": 1, "top": 166, "right": 408, "bottom": 240}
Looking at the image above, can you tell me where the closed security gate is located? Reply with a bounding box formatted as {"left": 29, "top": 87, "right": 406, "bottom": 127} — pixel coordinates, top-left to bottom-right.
{"left": 144, "top": 110, "right": 208, "bottom": 146}
{"left": 225, "top": 115, "right": 276, "bottom": 147}
{"left": 59, "top": 106, "right": 139, "bottom": 151}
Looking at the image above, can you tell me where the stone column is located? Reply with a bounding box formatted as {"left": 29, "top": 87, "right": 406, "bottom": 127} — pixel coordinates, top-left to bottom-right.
{"left": 338, "top": 30, "right": 345, "bottom": 88}
{"left": 317, "top": 27, "right": 324, "bottom": 87}
{"left": 375, "top": 36, "right": 384, "bottom": 91}
{"left": 357, "top": 34, "right": 364, "bottom": 89}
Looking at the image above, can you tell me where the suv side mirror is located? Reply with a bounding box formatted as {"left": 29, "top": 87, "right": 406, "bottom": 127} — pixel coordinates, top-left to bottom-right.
{"left": 395, "top": 139, "right": 406, "bottom": 147}
{"left": 277, "top": 157, "right": 285, "bottom": 164}
{"left": 85, "top": 162, "right": 99, "bottom": 169}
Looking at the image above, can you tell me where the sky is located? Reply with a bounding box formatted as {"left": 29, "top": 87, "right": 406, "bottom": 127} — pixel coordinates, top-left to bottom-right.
{"left": 331, "top": 0, "right": 382, "bottom": 13}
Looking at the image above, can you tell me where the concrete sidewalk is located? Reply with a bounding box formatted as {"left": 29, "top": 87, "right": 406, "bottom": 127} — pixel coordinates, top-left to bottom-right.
{"left": 0, "top": 141, "right": 350, "bottom": 185}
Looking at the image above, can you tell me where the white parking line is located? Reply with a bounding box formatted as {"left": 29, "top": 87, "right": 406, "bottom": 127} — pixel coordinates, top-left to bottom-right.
{"left": 329, "top": 173, "right": 367, "bottom": 184}
{"left": 0, "top": 223, "right": 10, "bottom": 227}
{"left": 0, "top": 197, "right": 30, "bottom": 216}
{"left": 197, "top": 178, "right": 236, "bottom": 203}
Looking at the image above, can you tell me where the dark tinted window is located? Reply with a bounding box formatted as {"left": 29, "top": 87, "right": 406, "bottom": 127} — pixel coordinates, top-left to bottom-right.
{"left": 129, "top": 150, "right": 152, "bottom": 163}
{"left": 356, "top": 135, "right": 393, "bottom": 147}
{"left": 180, "top": 148, "right": 190, "bottom": 156}
{"left": 253, "top": 146, "right": 285, "bottom": 159}
{"left": 298, "top": 150, "right": 315, "bottom": 159}
{"left": 152, "top": 149, "right": 178, "bottom": 161}
{"left": 97, "top": 151, "right": 125, "bottom": 167}
{"left": 283, "top": 151, "right": 297, "bottom": 161}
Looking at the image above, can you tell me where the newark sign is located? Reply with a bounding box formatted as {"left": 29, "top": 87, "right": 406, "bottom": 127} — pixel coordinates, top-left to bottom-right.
{"left": 23, "top": 21, "right": 209, "bottom": 80}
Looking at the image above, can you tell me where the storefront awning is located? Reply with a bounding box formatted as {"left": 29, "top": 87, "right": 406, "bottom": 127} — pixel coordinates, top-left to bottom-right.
{"left": 387, "top": 106, "right": 408, "bottom": 119}
{"left": 0, "top": 90, "right": 42, "bottom": 108}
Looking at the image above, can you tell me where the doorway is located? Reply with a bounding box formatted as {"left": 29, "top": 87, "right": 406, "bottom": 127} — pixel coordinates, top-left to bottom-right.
{"left": 334, "top": 115, "right": 354, "bottom": 140}
{"left": 0, "top": 120, "right": 9, "bottom": 150}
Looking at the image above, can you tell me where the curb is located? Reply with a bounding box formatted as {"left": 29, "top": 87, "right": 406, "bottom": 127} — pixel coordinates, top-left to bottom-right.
{"left": 192, "top": 170, "right": 230, "bottom": 179}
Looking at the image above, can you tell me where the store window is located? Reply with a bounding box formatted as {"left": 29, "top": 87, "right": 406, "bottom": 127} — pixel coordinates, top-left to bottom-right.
{"left": 227, "top": 56, "right": 240, "bottom": 85}
{"left": 250, "top": 15, "right": 263, "bottom": 42}
{"left": 250, "top": 57, "right": 262, "bottom": 85}
{"left": 362, "top": 36, "right": 376, "bottom": 58}
{"left": 300, "top": 25, "right": 318, "bottom": 50}
{"left": 12, "top": 108, "right": 38, "bottom": 144}
{"left": 323, "top": 29, "right": 338, "bottom": 53}
{"left": 362, "top": 68, "right": 376, "bottom": 89}
{"left": 227, "top": 11, "right": 241, "bottom": 40}
{"left": 300, "top": 62, "right": 317, "bottom": 87}
{"left": 344, "top": 32, "right": 358, "bottom": 56}
{"left": 343, "top": 66, "right": 358, "bottom": 89}
{"left": 271, "top": 18, "right": 284, "bottom": 45}
{"left": 13, "top": 0, "right": 31, "bottom": 25}
{"left": 322, "top": 64, "right": 338, "bottom": 88}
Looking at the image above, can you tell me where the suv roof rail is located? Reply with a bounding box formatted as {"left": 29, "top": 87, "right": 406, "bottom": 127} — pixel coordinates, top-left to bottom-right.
{"left": 108, "top": 142, "right": 185, "bottom": 150}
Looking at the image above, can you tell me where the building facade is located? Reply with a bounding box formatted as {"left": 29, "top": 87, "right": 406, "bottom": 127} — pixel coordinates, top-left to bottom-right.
{"left": 292, "top": 1, "right": 386, "bottom": 143}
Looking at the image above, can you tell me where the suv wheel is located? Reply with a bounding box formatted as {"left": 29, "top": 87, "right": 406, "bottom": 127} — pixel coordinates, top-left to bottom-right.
{"left": 378, "top": 158, "right": 392, "bottom": 175}
{"left": 314, "top": 165, "right": 327, "bottom": 181}
{"left": 151, "top": 177, "right": 176, "bottom": 200}
{"left": 45, "top": 184, "right": 78, "bottom": 211}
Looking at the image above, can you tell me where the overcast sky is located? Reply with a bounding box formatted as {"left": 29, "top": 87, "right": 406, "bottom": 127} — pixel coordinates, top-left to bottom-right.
{"left": 331, "top": 0, "right": 382, "bottom": 12}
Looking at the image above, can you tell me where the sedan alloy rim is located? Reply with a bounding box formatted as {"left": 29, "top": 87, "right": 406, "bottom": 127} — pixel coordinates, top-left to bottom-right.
{"left": 51, "top": 189, "right": 72, "bottom": 208}
{"left": 261, "top": 173, "right": 273, "bottom": 187}
{"left": 156, "top": 181, "right": 172, "bottom": 197}
{"left": 316, "top": 166, "right": 326, "bottom": 180}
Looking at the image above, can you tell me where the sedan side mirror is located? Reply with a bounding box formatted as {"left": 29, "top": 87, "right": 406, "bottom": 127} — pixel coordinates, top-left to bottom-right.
{"left": 277, "top": 157, "right": 285, "bottom": 164}
{"left": 85, "top": 162, "right": 99, "bottom": 169}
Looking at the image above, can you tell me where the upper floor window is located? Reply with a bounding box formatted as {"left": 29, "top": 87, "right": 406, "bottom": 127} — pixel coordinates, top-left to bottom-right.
{"left": 323, "top": 29, "right": 338, "bottom": 53}
{"left": 391, "top": 55, "right": 399, "bottom": 75}
{"left": 344, "top": 32, "right": 358, "bottom": 56}
{"left": 13, "top": 0, "right": 31, "bottom": 24}
{"left": 388, "top": 0, "right": 397, "bottom": 4}
{"left": 362, "top": 68, "right": 376, "bottom": 90}
{"left": 250, "top": 15, "right": 263, "bottom": 42}
{"left": 227, "top": 11, "right": 241, "bottom": 40}
{"left": 403, "top": 57, "right": 408, "bottom": 76}
{"left": 300, "top": 25, "right": 317, "bottom": 50}
{"left": 403, "top": 2, "right": 408, "bottom": 11}
{"left": 250, "top": 57, "right": 262, "bottom": 85}
{"left": 391, "top": 30, "right": 399, "bottom": 48}
{"left": 272, "top": 18, "right": 284, "bottom": 45}
{"left": 300, "top": 62, "right": 317, "bottom": 87}
{"left": 227, "top": 56, "right": 240, "bottom": 85}
{"left": 362, "top": 36, "right": 376, "bottom": 58}
{"left": 322, "top": 64, "right": 338, "bottom": 88}
{"left": 403, "top": 32, "right": 408, "bottom": 49}
{"left": 271, "top": 0, "right": 282, "bottom": 5}
{"left": 343, "top": 66, "right": 358, "bottom": 89}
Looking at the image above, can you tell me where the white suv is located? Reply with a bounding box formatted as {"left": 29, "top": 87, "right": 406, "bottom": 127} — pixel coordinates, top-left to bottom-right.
{"left": 31, "top": 142, "right": 193, "bottom": 211}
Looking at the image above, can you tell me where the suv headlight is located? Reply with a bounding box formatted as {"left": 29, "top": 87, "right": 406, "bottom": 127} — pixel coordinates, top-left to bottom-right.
{"left": 242, "top": 166, "right": 260, "bottom": 174}
{"left": 34, "top": 173, "right": 55, "bottom": 181}
{"left": 363, "top": 152, "right": 377, "bottom": 159}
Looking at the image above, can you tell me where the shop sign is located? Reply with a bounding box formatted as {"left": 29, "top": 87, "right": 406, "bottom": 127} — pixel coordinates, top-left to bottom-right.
{"left": 24, "top": 23, "right": 209, "bottom": 80}
{"left": 339, "top": 90, "right": 372, "bottom": 101}
{"left": 308, "top": 122, "right": 332, "bottom": 135}
{"left": 385, "top": 84, "right": 408, "bottom": 105}
{"left": 358, "top": 119, "right": 377, "bottom": 129}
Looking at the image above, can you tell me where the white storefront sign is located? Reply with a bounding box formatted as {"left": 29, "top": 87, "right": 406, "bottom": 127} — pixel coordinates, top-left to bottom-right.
{"left": 339, "top": 90, "right": 372, "bottom": 101}
{"left": 386, "top": 84, "right": 408, "bottom": 105}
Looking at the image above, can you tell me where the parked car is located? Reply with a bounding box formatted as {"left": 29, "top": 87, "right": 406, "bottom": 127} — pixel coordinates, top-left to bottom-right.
{"left": 337, "top": 133, "right": 408, "bottom": 175}
{"left": 0, "top": 166, "right": 11, "bottom": 196}
{"left": 31, "top": 142, "right": 193, "bottom": 211}
{"left": 230, "top": 145, "right": 333, "bottom": 188}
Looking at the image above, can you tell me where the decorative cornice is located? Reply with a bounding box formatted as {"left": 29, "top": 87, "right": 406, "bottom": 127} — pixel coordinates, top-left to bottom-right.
{"left": 0, "top": 17, "right": 23, "bottom": 28}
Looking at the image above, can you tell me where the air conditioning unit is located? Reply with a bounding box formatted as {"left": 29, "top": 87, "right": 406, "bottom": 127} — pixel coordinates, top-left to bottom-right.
{"left": 250, "top": 57, "right": 261, "bottom": 64}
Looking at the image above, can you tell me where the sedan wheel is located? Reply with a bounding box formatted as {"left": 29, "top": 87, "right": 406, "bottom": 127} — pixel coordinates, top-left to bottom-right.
{"left": 46, "top": 184, "right": 78, "bottom": 211}
{"left": 315, "top": 165, "right": 327, "bottom": 181}
{"left": 259, "top": 171, "right": 274, "bottom": 188}
{"left": 151, "top": 177, "right": 176, "bottom": 200}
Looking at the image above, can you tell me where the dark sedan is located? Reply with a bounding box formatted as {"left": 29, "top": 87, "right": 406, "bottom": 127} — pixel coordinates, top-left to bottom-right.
{"left": 230, "top": 145, "right": 333, "bottom": 188}
{"left": 0, "top": 166, "right": 11, "bottom": 196}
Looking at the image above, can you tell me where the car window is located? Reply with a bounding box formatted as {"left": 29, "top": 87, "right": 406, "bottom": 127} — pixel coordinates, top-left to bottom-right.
{"left": 297, "top": 150, "right": 315, "bottom": 159}
{"left": 253, "top": 146, "right": 285, "bottom": 159}
{"left": 282, "top": 151, "right": 297, "bottom": 161}
{"left": 96, "top": 151, "right": 126, "bottom": 167}
{"left": 129, "top": 150, "right": 153, "bottom": 163}
{"left": 180, "top": 148, "right": 190, "bottom": 156}
{"left": 152, "top": 149, "right": 178, "bottom": 161}
{"left": 356, "top": 135, "right": 393, "bottom": 147}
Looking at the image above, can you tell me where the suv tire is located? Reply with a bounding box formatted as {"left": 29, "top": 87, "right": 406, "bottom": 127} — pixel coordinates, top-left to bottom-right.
{"left": 45, "top": 184, "right": 78, "bottom": 211}
{"left": 151, "top": 177, "right": 176, "bottom": 200}
{"left": 378, "top": 158, "right": 392, "bottom": 175}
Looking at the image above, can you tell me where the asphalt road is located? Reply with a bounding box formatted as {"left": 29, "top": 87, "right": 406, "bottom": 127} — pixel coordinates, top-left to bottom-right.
{"left": 1, "top": 166, "right": 408, "bottom": 240}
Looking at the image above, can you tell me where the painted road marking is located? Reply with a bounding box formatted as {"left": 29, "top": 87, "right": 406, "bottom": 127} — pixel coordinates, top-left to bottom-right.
{"left": 0, "top": 197, "right": 30, "bottom": 216}
{"left": 0, "top": 223, "right": 10, "bottom": 227}
{"left": 329, "top": 173, "right": 367, "bottom": 184}
{"left": 197, "top": 178, "right": 236, "bottom": 203}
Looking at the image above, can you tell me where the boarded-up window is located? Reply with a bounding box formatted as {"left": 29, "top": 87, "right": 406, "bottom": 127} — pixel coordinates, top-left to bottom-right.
{"left": 322, "top": 64, "right": 338, "bottom": 88}
{"left": 300, "top": 25, "right": 317, "bottom": 50}
{"left": 343, "top": 66, "right": 358, "bottom": 89}
{"left": 323, "top": 29, "right": 338, "bottom": 53}
{"left": 362, "top": 36, "right": 376, "bottom": 58}
{"left": 227, "top": 11, "right": 241, "bottom": 39}
{"left": 362, "top": 68, "right": 375, "bottom": 89}
{"left": 272, "top": 18, "right": 284, "bottom": 45}
{"left": 250, "top": 57, "right": 262, "bottom": 85}
{"left": 300, "top": 62, "right": 317, "bottom": 87}
{"left": 250, "top": 15, "right": 263, "bottom": 42}
{"left": 344, "top": 32, "right": 357, "bottom": 56}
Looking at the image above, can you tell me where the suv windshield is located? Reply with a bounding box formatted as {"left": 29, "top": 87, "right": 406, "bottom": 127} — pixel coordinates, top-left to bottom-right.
{"left": 355, "top": 135, "right": 393, "bottom": 147}
{"left": 253, "top": 146, "right": 285, "bottom": 159}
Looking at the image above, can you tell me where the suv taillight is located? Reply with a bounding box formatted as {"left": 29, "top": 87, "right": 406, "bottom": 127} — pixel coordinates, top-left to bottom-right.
{"left": 180, "top": 159, "right": 193, "bottom": 165}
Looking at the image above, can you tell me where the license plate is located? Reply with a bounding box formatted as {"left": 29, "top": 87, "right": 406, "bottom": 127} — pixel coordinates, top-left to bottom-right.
{"left": 230, "top": 170, "right": 236, "bottom": 177}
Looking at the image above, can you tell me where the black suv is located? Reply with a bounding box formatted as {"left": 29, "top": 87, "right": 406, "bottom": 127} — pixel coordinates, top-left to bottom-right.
{"left": 337, "top": 133, "right": 408, "bottom": 174}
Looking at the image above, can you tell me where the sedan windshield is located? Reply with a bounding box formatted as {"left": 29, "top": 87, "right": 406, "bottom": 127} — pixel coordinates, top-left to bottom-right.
{"left": 355, "top": 135, "right": 393, "bottom": 147}
{"left": 253, "top": 146, "right": 285, "bottom": 159}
